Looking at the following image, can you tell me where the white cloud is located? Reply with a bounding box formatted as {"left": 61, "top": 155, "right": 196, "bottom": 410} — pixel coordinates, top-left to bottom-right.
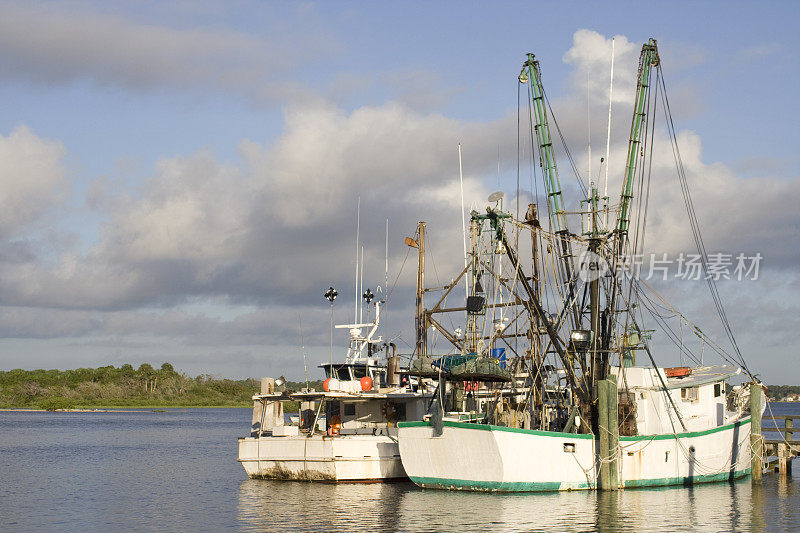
{"left": 1, "top": 27, "right": 797, "bottom": 382}
{"left": 0, "top": 102, "right": 506, "bottom": 312}
{"left": 0, "top": 126, "right": 68, "bottom": 238}
{"left": 562, "top": 30, "right": 640, "bottom": 106}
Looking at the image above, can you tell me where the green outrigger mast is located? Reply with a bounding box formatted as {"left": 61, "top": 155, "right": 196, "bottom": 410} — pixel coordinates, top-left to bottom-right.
{"left": 616, "top": 38, "right": 659, "bottom": 253}
{"left": 519, "top": 54, "right": 581, "bottom": 329}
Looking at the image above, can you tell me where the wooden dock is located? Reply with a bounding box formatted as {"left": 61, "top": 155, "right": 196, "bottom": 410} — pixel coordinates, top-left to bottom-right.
{"left": 762, "top": 414, "right": 798, "bottom": 477}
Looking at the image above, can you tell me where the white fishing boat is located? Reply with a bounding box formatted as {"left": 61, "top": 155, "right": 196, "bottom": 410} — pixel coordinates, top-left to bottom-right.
{"left": 239, "top": 281, "right": 434, "bottom": 482}
{"left": 397, "top": 39, "right": 764, "bottom": 492}
{"left": 399, "top": 365, "right": 758, "bottom": 491}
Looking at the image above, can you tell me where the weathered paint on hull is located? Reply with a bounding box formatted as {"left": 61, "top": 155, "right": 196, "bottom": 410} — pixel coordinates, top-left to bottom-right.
{"left": 238, "top": 434, "right": 407, "bottom": 482}
{"left": 410, "top": 468, "right": 751, "bottom": 492}
{"left": 398, "top": 418, "right": 752, "bottom": 492}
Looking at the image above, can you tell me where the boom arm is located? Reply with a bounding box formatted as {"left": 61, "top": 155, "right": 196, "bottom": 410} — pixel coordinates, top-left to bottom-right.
{"left": 520, "top": 54, "right": 569, "bottom": 235}
{"left": 616, "top": 39, "right": 659, "bottom": 250}
{"left": 520, "top": 54, "right": 583, "bottom": 329}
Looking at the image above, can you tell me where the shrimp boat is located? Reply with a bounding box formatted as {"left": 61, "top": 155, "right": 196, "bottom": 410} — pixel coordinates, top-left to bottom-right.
{"left": 397, "top": 39, "right": 764, "bottom": 492}
{"left": 238, "top": 291, "right": 434, "bottom": 482}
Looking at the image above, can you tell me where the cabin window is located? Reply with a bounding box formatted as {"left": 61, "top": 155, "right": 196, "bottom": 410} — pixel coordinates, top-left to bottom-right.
{"left": 352, "top": 366, "right": 367, "bottom": 380}
{"left": 326, "top": 366, "right": 345, "bottom": 380}
{"left": 396, "top": 402, "right": 407, "bottom": 421}
{"left": 714, "top": 383, "right": 722, "bottom": 397}
{"left": 344, "top": 404, "right": 356, "bottom": 417}
{"left": 681, "top": 387, "right": 699, "bottom": 402}
{"left": 563, "top": 443, "right": 575, "bottom": 453}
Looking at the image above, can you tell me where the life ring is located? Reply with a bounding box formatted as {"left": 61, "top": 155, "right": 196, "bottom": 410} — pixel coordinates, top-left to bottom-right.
{"left": 381, "top": 400, "right": 397, "bottom": 422}
{"left": 328, "top": 414, "right": 341, "bottom": 436}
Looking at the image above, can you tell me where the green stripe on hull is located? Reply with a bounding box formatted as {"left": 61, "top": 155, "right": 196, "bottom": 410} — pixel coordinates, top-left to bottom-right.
{"left": 410, "top": 476, "right": 592, "bottom": 492}
{"left": 399, "top": 417, "right": 750, "bottom": 442}
{"left": 621, "top": 467, "right": 751, "bottom": 489}
{"left": 410, "top": 468, "right": 751, "bottom": 493}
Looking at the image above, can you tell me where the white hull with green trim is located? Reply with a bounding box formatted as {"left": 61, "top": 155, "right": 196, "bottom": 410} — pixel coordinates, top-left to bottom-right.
{"left": 398, "top": 416, "right": 752, "bottom": 492}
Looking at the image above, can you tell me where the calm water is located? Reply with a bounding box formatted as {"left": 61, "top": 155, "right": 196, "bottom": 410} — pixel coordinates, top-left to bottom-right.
{"left": 0, "top": 404, "right": 798, "bottom": 532}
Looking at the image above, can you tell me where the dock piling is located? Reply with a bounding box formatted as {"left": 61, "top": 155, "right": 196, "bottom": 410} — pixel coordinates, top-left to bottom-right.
{"left": 597, "top": 378, "right": 619, "bottom": 490}
{"left": 750, "top": 382, "right": 763, "bottom": 483}
{"left": 606, "top": 379, "right": 620, "bottom": 490}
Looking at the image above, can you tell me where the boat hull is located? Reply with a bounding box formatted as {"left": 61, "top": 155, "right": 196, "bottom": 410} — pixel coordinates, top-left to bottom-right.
{"left": 397, "top": 418, "right": 751, "bottom": 491}
{"left": 238, "top": 434, "right": 406, "bottom": 482}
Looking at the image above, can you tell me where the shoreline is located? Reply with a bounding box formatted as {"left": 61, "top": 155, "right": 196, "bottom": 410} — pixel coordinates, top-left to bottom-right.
{"left": 1, "top": 405, "right": 252, "bottom": 412}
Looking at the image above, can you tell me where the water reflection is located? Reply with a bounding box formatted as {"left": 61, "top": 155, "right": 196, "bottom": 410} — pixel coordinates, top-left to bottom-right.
{"left": 237, "top": 480, "right": 414, "bottom": 532}
{"left": 3, "top": 408, "right": 794, "bottom": 532}
{"left": 237, "top": 477, "right": 770, "bottom": 532}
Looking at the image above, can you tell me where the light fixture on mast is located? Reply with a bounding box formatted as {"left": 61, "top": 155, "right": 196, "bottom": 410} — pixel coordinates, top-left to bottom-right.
{"left": 324, "top": 287, "right": 338, "bottom": 366}
{"left": 363, "top": 288, "right": 374, "bottom": 322}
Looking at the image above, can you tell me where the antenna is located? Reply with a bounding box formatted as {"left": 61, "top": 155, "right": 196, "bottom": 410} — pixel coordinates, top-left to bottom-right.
{"left": 299, "top": 316, "right": 309, "bottom": 389}
{"left": 458, "top": 144, "right": 468, "bottom": 303}
{"left": 354, "top": 197, "right": 360, "bottom": 324}
{"left": 384, "top": 218, "right": 389, "bottom": 297}
{"left": 604, "top": 37, "right": 616, "bottom": 200}
{"left": 587, "top": 67, "right": 592, "bottom": 195}
{"left": 359, "top": 246, "right": 364, "bottom": 324}
{"left": 496, "top": 145, "right": 500, "bottom": 190}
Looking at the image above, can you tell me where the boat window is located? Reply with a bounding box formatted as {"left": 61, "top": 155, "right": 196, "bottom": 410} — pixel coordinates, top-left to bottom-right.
{"left": 344, "top": 403, "right": 356, "bottom": 417}
{"left": 352, "top": 366, "right": 367, "bottom": 379}
{"left": 396, "top": 402, "right": 407, "bottom": 421}
{"left": 563, "top": 443, "right": 575, "bottom": 453}
{"left": 714, "top": 383, "right": 722, "bottom": 397}
{"left": 325, "top": 366, "right": 345, "bottom": 380}
{"left": 681, "top": 387, "right": 699, "bottom": 402}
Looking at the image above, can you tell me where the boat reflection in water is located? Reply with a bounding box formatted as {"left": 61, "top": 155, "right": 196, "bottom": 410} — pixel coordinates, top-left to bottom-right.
{"left": 236, "top": 476, "right": 764, "bottom": 532}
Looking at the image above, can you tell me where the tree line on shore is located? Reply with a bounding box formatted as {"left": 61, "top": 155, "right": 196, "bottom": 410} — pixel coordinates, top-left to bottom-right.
{"left": 766, "top": 385, "right": 800, "bottom": 401}
{"left": 4, "top": 363, "right": 798, "bottom": 409}
{"left": 0, "top": 364, "right": 316, "bottom": 410}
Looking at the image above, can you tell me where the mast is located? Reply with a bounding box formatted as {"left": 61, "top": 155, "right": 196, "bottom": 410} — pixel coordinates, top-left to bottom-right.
{"left": 519, "top": 54, "right": 581, "bottom": 329}
{"left": 525, "top": 204, "right": 544, "bottom": 411}
{"left": 485, "top": 208, "right": 589, "bottom": 407}
{"left": 467, "top": 217, "right": 480, "bottom": 354}
{"left": 415, "top": 221, "right": 427, "bottom": 359}
{"left": 588, "top": 188, "right": 603, "bottom": 385}
{"left": 616, "top": 39, "right": 659, "bottom": 253}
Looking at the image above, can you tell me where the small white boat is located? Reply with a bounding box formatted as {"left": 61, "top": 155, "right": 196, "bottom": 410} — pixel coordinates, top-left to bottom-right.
{"left": 239, "top": 300, "right": 433, "bottom": 482}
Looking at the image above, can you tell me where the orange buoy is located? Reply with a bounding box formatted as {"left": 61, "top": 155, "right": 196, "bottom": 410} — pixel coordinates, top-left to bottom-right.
{"left": 360, "top": 376, "right": 373, "bottom": 391}
{"left": 323, "top": 378, "right": 331, "bottom": 392}
{"left": 665, "top": 366, "right": 692, "bottom": 378}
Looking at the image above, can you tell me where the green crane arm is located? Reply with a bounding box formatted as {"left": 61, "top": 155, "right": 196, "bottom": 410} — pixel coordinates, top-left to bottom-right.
{"left": 520, "top": 54, "right": 569, "bottom": 235}
{"left": 520, "top": 54, "right": 583, "bottom": 330}
{"left": 616, "top": 38, "right": 659, "bottom": 247}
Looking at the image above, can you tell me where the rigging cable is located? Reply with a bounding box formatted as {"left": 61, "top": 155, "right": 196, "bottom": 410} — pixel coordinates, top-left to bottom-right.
{"left": 657, "top": 66, "right": 752, "bottom": 377}
{"left": 542, "top": 90, "right": 589, "bottom": 198}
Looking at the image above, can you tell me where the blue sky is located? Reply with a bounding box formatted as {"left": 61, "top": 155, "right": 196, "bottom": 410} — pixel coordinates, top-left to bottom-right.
{"left": 0, "top": 1, "right": 798, "bottom": 382}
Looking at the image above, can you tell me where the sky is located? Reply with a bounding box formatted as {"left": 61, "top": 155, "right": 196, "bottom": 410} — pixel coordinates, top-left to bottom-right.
{"left": 0, "top": 1, "right": 798, "bottom": 383}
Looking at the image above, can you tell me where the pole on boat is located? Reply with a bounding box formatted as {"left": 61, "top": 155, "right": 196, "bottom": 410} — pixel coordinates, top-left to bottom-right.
{"left": 751, "top": 381, "right": 763, "bottom": 483}
{"left": 415, "top": 222, "right": 427, "bottom": 360}
{"left": 325, "top": 287, "right": 338, "bottom": 367}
